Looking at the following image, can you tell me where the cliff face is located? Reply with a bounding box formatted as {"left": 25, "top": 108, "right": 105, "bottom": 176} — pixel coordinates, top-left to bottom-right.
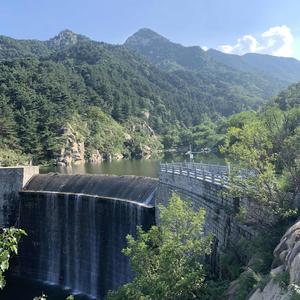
{"left": 249, "top": 220, "right": 300, "bottom": 300}
{"left": 56, "top": 127, "right": 85, "bottom": 166}
{"left": 55, "top": 117, "right": 162, "bottom": 166}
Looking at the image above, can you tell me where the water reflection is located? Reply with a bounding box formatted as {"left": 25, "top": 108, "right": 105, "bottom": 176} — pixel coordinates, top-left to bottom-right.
{"left": 41, "top": 154, "right": 225, "bottom": 178}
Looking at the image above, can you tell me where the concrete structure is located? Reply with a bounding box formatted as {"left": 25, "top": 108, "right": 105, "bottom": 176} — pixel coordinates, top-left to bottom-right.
{"left": 0, "top": 166, "right": 39, "bottom": 226}
{"left": 157, "top": 162, "right": 253, "bottom": 254}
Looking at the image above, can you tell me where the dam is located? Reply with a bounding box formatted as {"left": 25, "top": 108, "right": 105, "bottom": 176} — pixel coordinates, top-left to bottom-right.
{"left": 0, "top": 163, "right": 253, "bottom": 299}
{"left": 0, "top": 168, "right": 156, "bottom": 299}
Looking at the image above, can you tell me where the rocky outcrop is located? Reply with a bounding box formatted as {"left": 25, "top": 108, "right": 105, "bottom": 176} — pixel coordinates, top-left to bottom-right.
{"left": 56, "top": 128, "right": 85, "bottom": 167}
{"left": 89, "top": 149, "right": 103, "bottom": 163}
{"left": 125, "top": 119, "right": 162, "bottom": 159}
{"left": 54, "top": 117, "right": 162, "bottom": 166}
{"left": 249, "top": 220, "right": 300, "bottom": 300}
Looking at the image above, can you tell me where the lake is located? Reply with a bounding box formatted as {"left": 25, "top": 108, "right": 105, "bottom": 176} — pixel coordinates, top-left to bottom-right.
{"left": 40, "top": 153, "right": 225, "bottom": 178}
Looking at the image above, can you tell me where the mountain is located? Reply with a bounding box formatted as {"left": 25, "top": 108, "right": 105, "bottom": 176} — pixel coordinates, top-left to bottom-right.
{"left": 0, "top": 28, "right": 299, "bottom": 164}
{"left": 0, "top": 29, "right": 88, "bottom": 60}
{"left": 47, "top": 29, "right": 89, "bottom": 50}
{"left": 0, "top": 35, "right": 50, "bottom": 60}
{"left": 124, "top": 28, "right": 212, "bottom": 71}
{"left": 124, "top": 28, "right": 292, "bottom": 104}
{"left": 207, "top": 49, "right": 300, "bottom": 84}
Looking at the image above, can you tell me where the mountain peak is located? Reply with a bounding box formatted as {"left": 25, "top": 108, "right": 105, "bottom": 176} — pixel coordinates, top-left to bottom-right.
{"left": 48, "top": 29, "right": 83, "bottom": 49}
{"left": 125, "top": 28, "right": 169, "bottom": 46}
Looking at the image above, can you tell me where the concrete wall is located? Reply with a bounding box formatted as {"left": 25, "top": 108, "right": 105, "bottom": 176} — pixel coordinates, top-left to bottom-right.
{"left": 0, "top": 166, "right": 39, "bottom": 227}
{"left": 156, "top": 172, "right": 253, "bottom": 253}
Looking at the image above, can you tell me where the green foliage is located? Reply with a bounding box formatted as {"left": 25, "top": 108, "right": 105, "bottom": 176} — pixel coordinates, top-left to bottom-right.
{"left": 200, "top": 279, "right": 229, "bottom": 300}
{"left": 107, "top": 194, "right": 213, "bottom": 300}
{"left": 0, "top": 29, "right": 291, "bottom": 163}
{"left": 83, "top": 107, "right": 126, "bottom": 157}
{"left": 125, "top": 29, "right": 292, "bottom": 113}
{"left": 0, "top": 228, "right": 26, "bottom": 289}
{"left": 273, "top": 271, "right": 290, "bottom": 289}
{"left": 235, "top": 269, "right": 261, "bottom": 300}
{"left": 221, "top": 102, "right": 300, "bottom": 219}
{"left": 290, "top": 284, "right": 300, "bottom": 300}
{"left": 208, "top": 49, "right": 300, "bottom": 84}
{"left": 0, "top": 148, "right": 29, "bottom": 166}
{"left": 162, "top": 116, "right": 225, "bottom": 153}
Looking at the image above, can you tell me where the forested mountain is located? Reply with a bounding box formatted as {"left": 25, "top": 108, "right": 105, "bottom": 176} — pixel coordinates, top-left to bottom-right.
{"left": 124, "top": 28, "right": 295, "bottom": 100}
{"left": 274, "top": 81, "right": 300, "bottom": 109}
{"left": 0, "top": 29, "right": 299, "bottom": 165}
{"left": 207, "top": 49, "right": 300, "bottom": 84}
{"left": 0, "top": 30, "right": 88, "bottom": 60}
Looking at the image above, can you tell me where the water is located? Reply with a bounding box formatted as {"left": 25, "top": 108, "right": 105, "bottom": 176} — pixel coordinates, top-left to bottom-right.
{"left": 40, "top": 154, "right": 224, "bottom": 178}
{"left": 12, "top": 186, "right": 156, "bottom": 299}
{"left": 1, "top": 276, "right": 90, "bottom": 300}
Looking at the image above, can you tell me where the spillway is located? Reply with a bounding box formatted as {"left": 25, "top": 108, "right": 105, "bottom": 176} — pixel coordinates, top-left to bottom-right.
{"left": 15, "top": 174, "right": 157, "bottom": 299}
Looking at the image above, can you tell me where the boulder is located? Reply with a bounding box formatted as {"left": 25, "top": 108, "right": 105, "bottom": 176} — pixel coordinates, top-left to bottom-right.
{"left": 249, "top": 220, "right": 300, "bottom": 300}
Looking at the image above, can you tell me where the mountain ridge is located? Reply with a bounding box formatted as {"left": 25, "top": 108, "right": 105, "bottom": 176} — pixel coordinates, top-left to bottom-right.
{"left": 0, "top": 28, "right": 299, "bottom": 164}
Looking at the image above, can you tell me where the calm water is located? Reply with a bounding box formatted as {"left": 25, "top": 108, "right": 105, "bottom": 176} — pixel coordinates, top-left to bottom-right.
{"left": 40, "top": 153, "right": 225, "bottom": 178}
{"left": 2, "top": 154, "right": 224, "bottom": 300}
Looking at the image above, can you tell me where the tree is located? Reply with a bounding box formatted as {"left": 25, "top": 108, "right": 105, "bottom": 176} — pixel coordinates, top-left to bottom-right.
{"left": 221, "top": 106, "right": 300, "bottom": 222}
{"left": 0, "top": 228, "right": 26, "bottom": 289}
{"left": 107, "top": 194, "right": 213, "bottom": 300}
{"left": 0, "top": 95, "right": 18, "bottom": 148}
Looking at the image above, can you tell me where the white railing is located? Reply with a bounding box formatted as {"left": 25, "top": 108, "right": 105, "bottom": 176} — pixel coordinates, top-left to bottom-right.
{"left": 160, "top": 162, "right": 229, "bottom": 187}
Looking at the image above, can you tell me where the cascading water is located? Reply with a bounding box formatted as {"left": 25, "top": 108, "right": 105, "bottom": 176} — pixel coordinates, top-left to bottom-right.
{"left": 15, "top": 174, "right": 157, "bottom": 299}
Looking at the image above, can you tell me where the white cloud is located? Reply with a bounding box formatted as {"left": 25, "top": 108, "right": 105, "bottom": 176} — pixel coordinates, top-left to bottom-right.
{"left": 218, "top": 25, "right": 294, "bottom": 57}
{"left": 202, "top": 46, "right": 208, "bottom": 51}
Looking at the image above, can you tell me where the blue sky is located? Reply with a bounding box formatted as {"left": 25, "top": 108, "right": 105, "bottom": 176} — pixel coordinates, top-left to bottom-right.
{"left": 1, "top": 0, "right": 300, "bottom": 59}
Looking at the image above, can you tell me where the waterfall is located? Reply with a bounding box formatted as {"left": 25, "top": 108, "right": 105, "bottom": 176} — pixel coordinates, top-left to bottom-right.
{"left": 17, "top": 190, "right": 155, "bottom": 299}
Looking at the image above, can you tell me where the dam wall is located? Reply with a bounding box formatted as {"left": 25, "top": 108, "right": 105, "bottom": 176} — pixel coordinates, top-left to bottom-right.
{"left": 15, "top": 173, "right": 157, "bottom": 299}
{"left": 0, "top": 166, "right": 39, "bottom": 226}
{"left": 157, "top": 165, "right": 253, "bottom": 253}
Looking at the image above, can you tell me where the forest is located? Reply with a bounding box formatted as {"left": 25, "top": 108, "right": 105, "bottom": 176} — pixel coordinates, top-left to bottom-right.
{"left": 1, "top": 29, "right": 300, "bottom": 165}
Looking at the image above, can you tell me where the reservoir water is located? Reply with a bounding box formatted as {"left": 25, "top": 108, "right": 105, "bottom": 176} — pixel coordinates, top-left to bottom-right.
{"left": 40, "top": 153, "right": 225, "bottom": 178}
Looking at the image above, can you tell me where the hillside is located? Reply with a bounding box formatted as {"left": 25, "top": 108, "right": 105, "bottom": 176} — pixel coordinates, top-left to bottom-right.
{"left": 0, "top": 29, "right": 299, "bottom": 165}
{"left": 207, "top": 49, "right": 300, "bottom": 84}
{"left": 124, "top": 28, "right": 293, "bottom": 101}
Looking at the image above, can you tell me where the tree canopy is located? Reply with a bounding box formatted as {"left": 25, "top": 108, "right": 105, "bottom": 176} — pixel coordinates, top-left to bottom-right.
{"left": 108, "top": 194, "right": 213, "bottom": 300}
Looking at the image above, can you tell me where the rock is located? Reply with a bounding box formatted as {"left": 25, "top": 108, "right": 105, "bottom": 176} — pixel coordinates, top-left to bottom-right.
{"left": 114, "top": 153, "right": 123, "bottom": 160}
{"left": 55, "top": 127, "right": 85, "bottom": 166}
{"left": 89, "top": 150, "right": 103, "bottom": 163}
{"left": 249, "top": 220, "right": 300, "bottom": 300}
{"left": 223, "top": 278, "right": 240, "bottom": 300}
{"left": 249, "top": 279, "right": 290, "bottom": 300}
{"left": 103, "top": 153, "right": 112, "bottom": 162}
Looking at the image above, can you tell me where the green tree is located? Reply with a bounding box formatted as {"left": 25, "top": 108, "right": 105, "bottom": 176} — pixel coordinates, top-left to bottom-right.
{"left": 221, "top": 106, "right": 300, "bottom": 221}
{"left": 0, "top": 228, "right": 26, "bottom": 289}
{"left": 107, "top": 194, "right": 212, "bottom": 300}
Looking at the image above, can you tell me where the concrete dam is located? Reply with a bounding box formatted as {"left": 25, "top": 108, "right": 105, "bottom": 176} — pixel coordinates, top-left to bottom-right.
{"left": 0, "top": 163, "right": 252, "bottom": 299}
{"left": 0, "top": 168, "right": 156, "bottom": 299}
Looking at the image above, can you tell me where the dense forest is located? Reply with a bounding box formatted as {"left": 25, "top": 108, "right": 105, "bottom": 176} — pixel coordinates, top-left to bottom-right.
{"left": 0, "top": 29, "right": 300, "bottom": 165}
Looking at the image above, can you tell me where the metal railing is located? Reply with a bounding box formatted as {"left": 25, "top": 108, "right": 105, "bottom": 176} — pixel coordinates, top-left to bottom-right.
{"left": 160, "top": 162, "right": 229, "bottom": 187}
